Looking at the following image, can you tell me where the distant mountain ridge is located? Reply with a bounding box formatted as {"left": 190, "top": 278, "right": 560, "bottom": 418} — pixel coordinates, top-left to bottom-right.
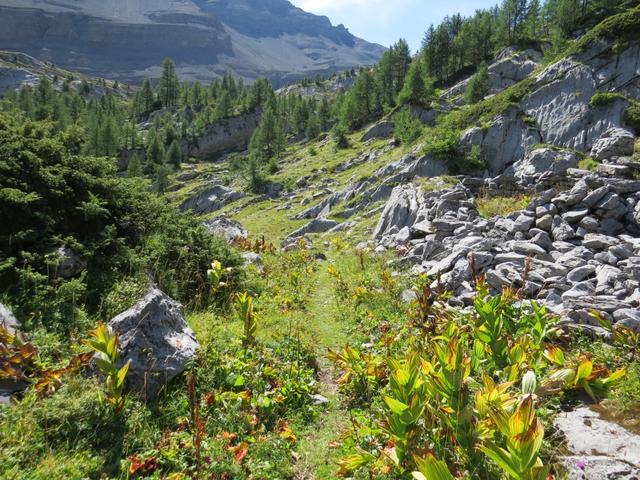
{"left": 0, "top": 0, "right": 384, "bottom": 85}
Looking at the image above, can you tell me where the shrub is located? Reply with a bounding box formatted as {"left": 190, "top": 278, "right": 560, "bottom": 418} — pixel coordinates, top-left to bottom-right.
{"left": 392, "top": 107, "right": 423, "bottom": 144}
{"left": 625, "top": 102, "right": 640, "bottom": 135}
{"left": 589, "top": 91, "right": 626, "bottom": 108}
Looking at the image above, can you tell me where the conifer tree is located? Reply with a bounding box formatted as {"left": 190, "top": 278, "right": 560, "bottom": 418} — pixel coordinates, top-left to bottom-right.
{"left": 166, "top": 140, "right": 182, "bottom": 169}
{"left": 249, "top": 101, "right": 286, "bottom": 164}
{"left": 127, "top": 154, "right": 143, "bottom": 177}
{"left": 146, "top": 131, "right": 165, "bottom": 165}
{"left": 397, "top": 60, "right": 432, "bottom": 106}
{"left": 140, "top": 79, "right": 155, "bottom": 113}
{"left": 158, "top": 58, "right": 179, "bottom": 108}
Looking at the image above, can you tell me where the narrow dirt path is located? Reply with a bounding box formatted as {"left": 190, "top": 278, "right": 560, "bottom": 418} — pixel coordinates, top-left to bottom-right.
{"left": 293, "top": 258, "right": 350, "bottom": 480}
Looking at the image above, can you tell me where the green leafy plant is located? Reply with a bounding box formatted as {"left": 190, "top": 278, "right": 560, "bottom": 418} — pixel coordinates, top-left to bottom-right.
{"left": 85, "top": 322, "right": 130, "bottom": 412}
{"left": 234, "top": 293, "right": 258, "bottom": 348}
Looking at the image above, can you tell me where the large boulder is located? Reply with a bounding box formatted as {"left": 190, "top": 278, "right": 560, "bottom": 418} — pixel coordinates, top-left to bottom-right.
{"left": 590, "top": 128, "right": 636, "bottom": 160}
{"left": 179, "top": 185, "right": 245, "bottom": 214}
{"left": 202, "top": 217, "right": 248, "bottom": 243}
{"left": 108, "top": 288, "right": 199, "bottom": 400}
{"left": 512, "top": 148, "right": 579, "bottom": 183}
{"left": 287, "top": 218, "right": 338, "bottom": 239}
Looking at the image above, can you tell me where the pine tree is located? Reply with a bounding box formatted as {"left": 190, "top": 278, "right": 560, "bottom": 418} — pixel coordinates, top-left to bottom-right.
{"left": 146, "top": 131, "right": 165, "bottom": 165}
{"left": 215, "top": 90, "right": 232, "bottom": 119}
{"left": 158, "top": 58, "right": 179, "bottom": 108}
{"left": 166, "top": 140, "right": 182, "bottom": 169}
{"left": 154, "top": 164, "right": 171, "bottom": 195}
{"left": 249, "top": 101, "right": 286, "bottom": 164}
{"left": 464, "top": 62, "right": 491, "bottom": 104}
{"left": 140, "top": 79, "right": 155, "bottom": 113}
{"left": 127, "top": 154, "right": 143, "bottom": 177}
{"left": 397, "top": 60, "right": 432, "bottom": 106}
{"left": 101, "top": 116, "right": 119, "bottom": 156}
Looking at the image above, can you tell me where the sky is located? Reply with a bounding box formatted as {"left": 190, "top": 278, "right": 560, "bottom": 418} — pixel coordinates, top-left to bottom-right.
{"left": 290, "top": 0, "right": 498, "bottom": 52}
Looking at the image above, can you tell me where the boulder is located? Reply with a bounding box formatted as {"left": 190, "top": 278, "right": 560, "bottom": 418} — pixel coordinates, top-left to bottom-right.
{"left": 179, "top": 185, "right": 245, "bottom": 214}
{"left": 281, "top": 235, "right": 314, "bottom": 252}
{"left": 108, "top": 289, "right": 199, "bottom": 400}
{"left": 590, "top": 128, "right": 636, "bottom": 160}
{"left": 361, "top": 121, "right": 394, "bottom": 141}
{"left": 202, "top": 217, "right": 248, "bottom": 244}
{"left": 0, "top": 303, "right": 19, "bottom": 334}
{"left": 512, "top": 148, "right": 578, "bottom": 182}
{"left": 242, "top": 252, "right": 263, "bottom": 271}
{"left": 54, "top": 247, "right": 86, "bottom": 279}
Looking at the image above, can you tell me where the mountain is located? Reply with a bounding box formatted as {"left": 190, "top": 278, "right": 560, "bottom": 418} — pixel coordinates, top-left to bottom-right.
{"left": 0, "top": 0, "right": 384, "bottom": 85}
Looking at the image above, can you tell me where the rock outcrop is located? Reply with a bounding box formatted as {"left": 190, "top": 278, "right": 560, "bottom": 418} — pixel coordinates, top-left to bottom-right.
{"left": 107, "top": 288, "right": 199, "bottom": 399}
{"left": 187, "top": 111, "right": 261, "bottom": 160}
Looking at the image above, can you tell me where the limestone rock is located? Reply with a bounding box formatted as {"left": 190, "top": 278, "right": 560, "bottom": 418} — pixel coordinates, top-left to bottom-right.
{"left": 180, "top": 185, "right": 245, "bottom": 214}
{"left": 590, "top": 128, "right": 636, "bottom": 161}
{"left": 361, "top": 121, "right": 394, "bottom": 141}
{"left": 108, "top": 289, "right": 199, "bottom": 400}
{"left": 54, "top": 247, "right": 87, "bottom": 279}
{"left": 202, "top": 217, "right": 248, "bottom": 243}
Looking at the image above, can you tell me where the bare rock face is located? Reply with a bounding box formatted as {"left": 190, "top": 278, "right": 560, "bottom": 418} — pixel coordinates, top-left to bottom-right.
{"left": 460, "top": 108, "right": 541, "bottom": 174}
{"left": 187, "top": 111, "right": 262, "bottom": 160}
{"left": 555, "top": 407, "right": 640, "bottom": 480}
{"left": 202, "top": 217, "right": 248, "bottom": 244}
{"left": 590, "top": 128, "right": 636, "bottom": 160}
{"left": 108, "top": 288, "right": 199, "bottom": 400}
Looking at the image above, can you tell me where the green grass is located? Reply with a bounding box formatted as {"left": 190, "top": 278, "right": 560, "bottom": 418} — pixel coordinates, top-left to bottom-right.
{"left": 578, "top": 157, "right": 600, "bottom": 171}
{"left": 476, "top": 192, "right": 532, "bottom": 218}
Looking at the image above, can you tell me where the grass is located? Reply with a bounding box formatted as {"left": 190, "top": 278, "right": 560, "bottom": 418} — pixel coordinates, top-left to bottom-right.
{"left": 578, "top": 157, "right": 600, "bottom": 171}
{"left": 476, "top": 192, "right": 532, "bottom": 218}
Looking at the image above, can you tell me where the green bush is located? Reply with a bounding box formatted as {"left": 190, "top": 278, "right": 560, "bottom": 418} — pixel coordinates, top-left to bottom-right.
{"left": 625, "top": 102, "right": 640, "bottom": 134}
{"left": 0, "top": 113, "right": 244, "bottom": 333}
{"left": 464, "top": 62, "right": 490, "bottom": 105}
{"left": 589, "top": 91, "right": 627, "bottom": 108}
{"left": 392, "top": 107, "right": 423, "bottom": 144}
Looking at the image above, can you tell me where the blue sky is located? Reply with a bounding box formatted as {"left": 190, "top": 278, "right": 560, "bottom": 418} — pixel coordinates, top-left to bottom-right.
{"left": 290, "top": 0, "right": 498, "bottom": 52}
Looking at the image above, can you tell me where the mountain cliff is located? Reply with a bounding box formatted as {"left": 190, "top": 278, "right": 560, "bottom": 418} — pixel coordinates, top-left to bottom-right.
{"left": 0, "top": 0, "right": 384, "bottom": 85}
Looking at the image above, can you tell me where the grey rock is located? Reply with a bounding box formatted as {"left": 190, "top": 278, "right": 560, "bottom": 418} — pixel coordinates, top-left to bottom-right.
{"left": 180, "top": 185, "right": 245, "bottom": 214}
{"left": 513, "top": 147, "right": 578, "bottom": 182}
{"left": 108, "top": 288, "right": 199, "bottom": 400}
{"left": 613, "top": 309, "right": 640, "bottom": 332}
{"left": 551, "top": 216, "right": 575, "bottom": 241}
{"left": 242, "top": 252, "right": 263, "bottom": 270}
{"left": 400, "top": 289, "right": 418, "bottom": 303}
{"left": 583, "top": 233, "right": 619, "bottom": 250}
{"left": 562, "top": 282, "right": 595, "bottom": 301}
{"left": 281, "top": 235, "right": 314, "bottom": 252}
{"left": 559, "top": 455, "right": 640, "bottom": 480}
{"left": 288, "top": 218, "right": 339, "bottom": 239}
{"left": 590, "top": 128, "right": 636, "bottom": 160}
{"left": 555, "top": 407, "right": 640, "bottom": 471}
{"left": 567, "top": 265, "right": 596, "bottom": 283}
{"left": 513, "top": 214, "right": 535, "bottom": 232}
{"left": 361, "top": 121, "right": 394, "bottom": 141}
{"left": 536, "top": 214, "right": 553, "bottom": 231}
{"left": 54, "top": 246, "right": 86, "bottom": 279}
{"left": 0, "top": 303, "right": 19, "bottom": 334}
{"left": 202, "top": 217, "right": 248, "bottom": 244}
{"left": 563, "top": 208, "right": 589, "bottom": 224}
